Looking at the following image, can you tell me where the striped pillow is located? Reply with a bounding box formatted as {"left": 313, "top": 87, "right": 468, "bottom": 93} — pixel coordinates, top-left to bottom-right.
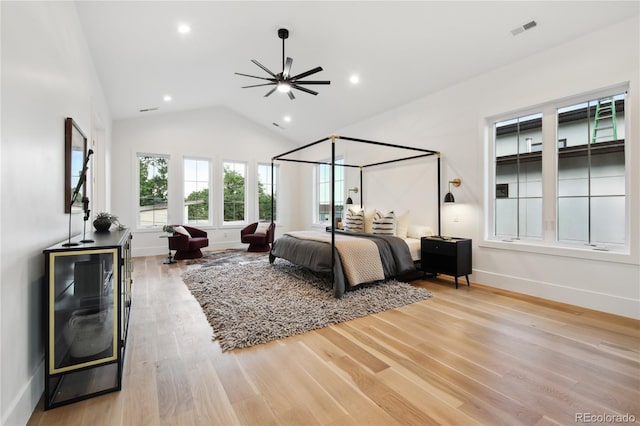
{"left": 344, "top": 208, "right": 364, "bottom": 233}
{"left": 372, "top": 210, "right": 395, "bottom": 235}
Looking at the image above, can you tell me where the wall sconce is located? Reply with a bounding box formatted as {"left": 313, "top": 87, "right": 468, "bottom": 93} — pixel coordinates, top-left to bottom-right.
{"left": 345, "top": 187, "right": 358, "bottom": 204}
{"left": 444, "top": 178, "right": 461, "bottom": 203}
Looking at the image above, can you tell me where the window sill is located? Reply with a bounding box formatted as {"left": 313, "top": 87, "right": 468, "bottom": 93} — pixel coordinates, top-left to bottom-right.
{"left": 221, "top": 222, "right": 247, "bottom": 229}
{"left": 135, "top": 225, "right": 216, "bottom": 233}
{"left": 480, "top": 239, "right": 637, "bottom": 265}
{"left": 134, "top": 226, "right": 165, "bottom": 233}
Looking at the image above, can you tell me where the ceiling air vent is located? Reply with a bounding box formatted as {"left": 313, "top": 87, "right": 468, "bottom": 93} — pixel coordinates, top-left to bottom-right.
{"left": 139, "top": 107, "right": 159, "bottom": 113}
{"left": 511, "top": 20, "right": 537, "bottom": 36}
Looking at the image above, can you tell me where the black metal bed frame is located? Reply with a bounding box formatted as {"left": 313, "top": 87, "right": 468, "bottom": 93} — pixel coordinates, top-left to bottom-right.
{"left": 271, "top": 134, "right": 441, "bottom": 288}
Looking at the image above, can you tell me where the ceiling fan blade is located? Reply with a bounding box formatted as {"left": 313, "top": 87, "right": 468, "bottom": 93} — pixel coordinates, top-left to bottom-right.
{"left": 251, "top": 59, "right": 277, "bottom": 77}
{"left": 287, "top": 90, "right": 295, "bottom": 100}
{"left": 283, "top": 57, "right": 293, "bottom": 79}
{"left": 290, "top": 66, "right": 323, "bottom": 81}
{"left": 235, "top": 72, "right": 275, "bottom": 81}
{"left": 291, "top": 84, "right": 318, "bottom": 96}
{"left": 242, "top": 83, "right": 277, "bottom": 89}
{"left": 292, "top": 80, "right": 331, "bottom": 85}
{"left": 264, "top": 86, "right": 278, "bottom": 97}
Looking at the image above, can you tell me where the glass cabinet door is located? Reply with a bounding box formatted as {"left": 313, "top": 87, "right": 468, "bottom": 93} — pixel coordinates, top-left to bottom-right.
{"left": 48, "top": 248, "right": 119, "bottom": 375}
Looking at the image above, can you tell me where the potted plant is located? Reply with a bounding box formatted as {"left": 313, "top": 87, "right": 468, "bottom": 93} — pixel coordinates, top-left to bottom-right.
{"left": 93, "top": 212, "right": 121, "bottom": 232}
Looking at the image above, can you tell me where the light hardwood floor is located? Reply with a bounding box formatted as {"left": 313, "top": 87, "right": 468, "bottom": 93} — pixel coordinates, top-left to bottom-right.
{"left": 29, "top": 255, "right": 639, "bottom": 425}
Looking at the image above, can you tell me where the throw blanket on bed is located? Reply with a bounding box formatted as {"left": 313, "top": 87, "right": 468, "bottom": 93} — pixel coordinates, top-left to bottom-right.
{"left": 285, "top": 231, "right": 385, "bottom": 285}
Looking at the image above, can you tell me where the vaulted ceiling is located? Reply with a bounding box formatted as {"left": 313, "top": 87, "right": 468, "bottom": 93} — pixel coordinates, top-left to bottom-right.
{"left": 76, "top": 1, "right": 639, "bottom": 142}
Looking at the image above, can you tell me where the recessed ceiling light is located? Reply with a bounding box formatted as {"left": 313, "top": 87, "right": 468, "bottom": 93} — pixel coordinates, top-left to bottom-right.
{"left": 283, "top": 115, "right": 292, "bottom": 123}
{"left": 177, "top": 23, "right": 191, "bottom": 35}
{"left": 349, "top": 74, "right": 360, "bottom": 84}
{"left": 163, "top": 95, "right": 172, "bottom": 102}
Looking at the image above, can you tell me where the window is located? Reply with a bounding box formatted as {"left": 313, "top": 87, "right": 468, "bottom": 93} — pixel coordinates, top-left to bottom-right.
{"left": 489, "top": 88, "right": 627, "bottom": 249}
{"left": 316, "top": 158, "right": 344, "bottom": 224}
{"left": 557, "top": 93, "right": 626, "bottom": 246}
{"left": 138, "top": 154, "right": 169, "bottom": 227}
{"left": 494, "top": 113, "right": 543, "bottom": 240}
{"left": 257, "top": 163, "right": 277, "bottom": 221}
{"left": 184, "top": 158, "right": 210, "bottom": 225}
{"left": 223, "top": 161, "right": 246, "bottom": 224}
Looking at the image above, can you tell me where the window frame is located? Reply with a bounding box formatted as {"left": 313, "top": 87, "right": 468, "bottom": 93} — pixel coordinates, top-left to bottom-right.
{"left": 221, "top": 160, "right": 248, "bottom": 227}
{"left": 492, "top": 111, "right": 544, "bottom": 241}
{"left": 556, "top": 93, "right": 627, "bottom": 247}
{"left": 314, "top": 157, "right": 345, "bottom": 226}
{"left": 484, "top": 84, "right": 631, "bottom": 259}
{"left": 183, "top": 156, "right": 212, "bottom": 226}
{"left": 136, "top": 152, "right": 170, "bottom": 229}
{"left": 257, "top": 162, "right": 278, "bottom": 222}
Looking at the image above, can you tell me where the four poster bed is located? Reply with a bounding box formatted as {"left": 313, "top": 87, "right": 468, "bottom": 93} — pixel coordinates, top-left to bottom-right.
{"left": 268, "top": 135, "right": 441, "bottom": 297}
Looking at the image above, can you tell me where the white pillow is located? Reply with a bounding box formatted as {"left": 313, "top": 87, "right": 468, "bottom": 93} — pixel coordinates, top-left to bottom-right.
{"left": 344, "top": 208, "right": 364, "bottom": 233}
{"left": 173, "top": 225, "right": 191, "bottom": 237}
{"left": 395, "top": 210, "right": 410, "bottom": 238}
{"left": 255, "top": 222, "right": 270, "bottom": 234}
{"left": 407, "top": 224, "right": 434, "bottom": 239}
{"left": 372, "top": 210, "right": 395, "bottom": 235}
{"left": 364, "top": 208, "right": 376, "bottom": 234}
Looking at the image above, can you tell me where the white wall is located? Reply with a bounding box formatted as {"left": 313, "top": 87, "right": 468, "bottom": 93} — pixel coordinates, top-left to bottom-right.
{"left": 111, "top": 107, "right": 300, "bottom": 257}
{"left": 324, "top": 16, "right": 640, "bottom": 318}
{"left": 0, "top": 2, "right": 112, "bottom": 424}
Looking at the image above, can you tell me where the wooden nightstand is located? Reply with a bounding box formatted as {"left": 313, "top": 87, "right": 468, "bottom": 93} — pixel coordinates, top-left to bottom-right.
{"left": 421, "top": 237, "right": 472, "bottom": 288}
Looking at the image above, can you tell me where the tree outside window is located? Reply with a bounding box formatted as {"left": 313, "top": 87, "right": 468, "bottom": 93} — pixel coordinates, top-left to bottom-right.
{"left": 184, "top": 158, "right": 210, "bottom": 225}
{"left": 223, "top": 162, "right": 246, "bottom": 223}
{"left": 138, "top": 155, "right": 168, "bottom": 227}
{"left": 258, "top": 163, "right": 277, "bottom": 221}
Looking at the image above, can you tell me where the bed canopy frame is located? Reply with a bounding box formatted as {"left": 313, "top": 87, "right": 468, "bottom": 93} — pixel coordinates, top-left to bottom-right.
{"left": 271, "top": 134, "right": 441, "bottom": 288}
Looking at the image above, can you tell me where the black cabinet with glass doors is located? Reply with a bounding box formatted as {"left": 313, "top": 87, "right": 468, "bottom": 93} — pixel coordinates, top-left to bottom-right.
{"left": 43, "top": 229, "right": 132, "bottom": 409}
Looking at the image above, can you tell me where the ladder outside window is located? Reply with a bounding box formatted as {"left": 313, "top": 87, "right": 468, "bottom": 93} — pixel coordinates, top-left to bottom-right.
{"left": 591, "top": 97, "right": 618, "bottom": 144}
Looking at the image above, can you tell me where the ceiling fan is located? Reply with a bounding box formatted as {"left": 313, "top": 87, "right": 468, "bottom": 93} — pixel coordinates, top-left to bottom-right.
{"left": 235, "top": 28, "right": 330, "bottom": 100}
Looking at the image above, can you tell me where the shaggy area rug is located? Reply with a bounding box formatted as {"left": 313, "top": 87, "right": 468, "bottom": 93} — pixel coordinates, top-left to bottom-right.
{"left": 185, "top": 248, "right": 268, "bottom": 267}
{"left": 181, "top": 261, "right": 433, "bottom": 351}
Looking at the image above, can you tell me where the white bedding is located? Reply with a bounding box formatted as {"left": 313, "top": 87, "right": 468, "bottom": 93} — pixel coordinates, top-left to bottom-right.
{"left": 403, "top": 237, "right": 421, "bottom": 261}
{"left": 285, "top": 231, "right": 385, "bottom": 286}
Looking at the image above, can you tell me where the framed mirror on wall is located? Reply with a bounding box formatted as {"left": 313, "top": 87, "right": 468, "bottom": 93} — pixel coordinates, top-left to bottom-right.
{"left": 65, "top": 117, "right": 88, "bottom": 213}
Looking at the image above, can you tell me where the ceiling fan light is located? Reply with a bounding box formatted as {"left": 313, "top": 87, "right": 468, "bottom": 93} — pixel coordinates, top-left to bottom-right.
{"left": 237, "top": 28, "right": 329, "bottom": 98}
{"left": 277, "top": 83, "right": 291, "bottom": 93}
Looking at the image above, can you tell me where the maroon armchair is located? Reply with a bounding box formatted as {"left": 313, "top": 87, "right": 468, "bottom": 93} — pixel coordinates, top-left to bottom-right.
{"left": 168, "top": 225, "right": 209, "bottom": 260}
{"left": 241, "top": 222, "right": 275, "bottom": 252}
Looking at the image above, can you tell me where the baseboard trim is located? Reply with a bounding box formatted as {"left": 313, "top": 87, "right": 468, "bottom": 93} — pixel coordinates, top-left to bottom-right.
{"left": 3, "top": 359, "right": 44, "bottom": 426}
{"left": 472, "top": 269, "right": 640, "bottom": 319}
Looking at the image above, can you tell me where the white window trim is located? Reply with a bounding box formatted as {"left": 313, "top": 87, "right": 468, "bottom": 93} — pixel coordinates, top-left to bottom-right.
{"left": 484, "top": 83, "right": 632, "bottom": 259}
{"left": 257, "top": 162, "right": 278, "bottom": 223}
{"left": 183, "top": 156, "right": 213, "bottom": 226}
{"left": 135, "top": 152, "right": 170, "bottom": 230}
{"left": 221, "top": 159, "right": 248, "bottom": 228}
{"left": 313, "top": 157, "right": 345, "bottom": 226}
